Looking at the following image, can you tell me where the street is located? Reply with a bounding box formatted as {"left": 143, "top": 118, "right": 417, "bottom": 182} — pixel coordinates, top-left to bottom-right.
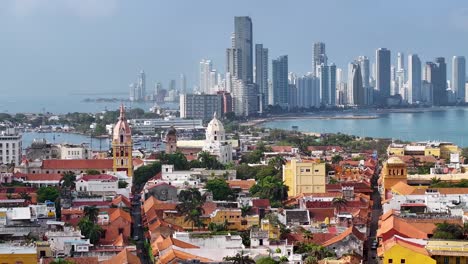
{"left": 131, "top": 192, "right": 152, "bottom": 264}
{"left": 367, "top": 165, "right": 382, "bottom": 264}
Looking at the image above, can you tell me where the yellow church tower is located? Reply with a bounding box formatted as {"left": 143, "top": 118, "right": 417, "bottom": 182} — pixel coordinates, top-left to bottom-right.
{"left": 381, "top": 157, "right": 407, "bottom": 198}
{"left": 112, "top": 105, "right": 133, "bottom": 177}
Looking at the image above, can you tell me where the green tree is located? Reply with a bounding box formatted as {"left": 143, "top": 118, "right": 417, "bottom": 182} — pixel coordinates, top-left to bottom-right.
{"left": 60, "top": 171, "right": 76, "bottom": 189}
{"left": 240, "top": 205, "right": 252, "bottom": 217}
{"left": 198, "top": 151, "right": 224, "bottom": 169}
{"left": 83, "top": 206, "right": 99, "bottom": 223}
{"left": 19, "top": 192, "right": 32, "bottom": 204}
{"left": 331, "top": 155, "right": 343, "bottom": 164}
{"left": 177, "top": 188, "right": 206, "bottom": 230}
{"left": 160, "top": 152, "right": 190, "bottom": 170}
{"left": 433, "top": 222, "right": 464, "bottom": 240}
{"left": 223, "top": 251, "right": 255, "bottom": 264}
{"left": 256, "top": 257, "right": 277, "bottom": 264}
{"left": 85, "top": 169, "right": 101, "bottom": 175}
{"left": 206, "top": 178, "right": 235, "bottom": 201}
{"left": 268, "top": 156, "right": 286, "bottom": 170}
{"left": 331, "top": 197, "right": 348, "bottom": 214}
{"left": 78, "top": 217, "right": 102, "bottom": 244}
{"left": 50, "top": 259, "right": 74, "bottom": 264}
{"left": 249, "top": 176, "right": 288, "bottom": 202}
{"left": 37, "top": 187, "right": 60, "bottom": 203}
{"left": 303, "top": 230, "right": 313, "bottom": 242}
{"left": 133, "top": 162, "right": 162, "bottom": 188}
{"left": 118, "top": 180, "right": 129, "bottom": 188}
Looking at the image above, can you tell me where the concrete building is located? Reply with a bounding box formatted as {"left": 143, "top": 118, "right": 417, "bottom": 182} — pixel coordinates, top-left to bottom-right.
{"left": 129, "top": 118, "right": 204, "bottom": 134}
{"left": 380, "top": 157, "right": 407, "bottom": 198}
{"left": 376, "top": 48, "right": 391, "bottom": 103}
{"left": 179, "top": 93, "right": 222, "bottom": 121}
{"left": 233, "top": 16, "right": 253, "bottom": 83}
{"left": 202, "top": 113, "right": 233, "bottom": 164}
{"left": 408, "top": 54, "right": 422, "bottom": 104}
{"left": 255, "top": 44, "right": 268, "bottom": 112}
{"left": 313, "top": 42, "right": 327, "bottom": 76}
{"left": 0, "top": 128, "right": 21, "bottom": 165}
{"left": 387, "top": 141, "right": 460, "bottom": 161}
{"left": 297, "top": 74, "right": 320, "bottom": 109}
{"left": 452, "top": 56, "right": 466, "bottom": 102}
{"left": 199, "top": 59, "right": 213, "bottom": 94}
{"left": 348, "top": 61, "right": 364, "bottom": 106}
{"left": 283, "top": 158, "right": 326, "bottom": 196}
{"left": 75, "top": 174, "right": 118, "bottom": 195}
{"left": 272, "top": 55, "right": 289, "bottom": 108}
{"left": 0, "top": 244, "right": 37, "bottom": 264}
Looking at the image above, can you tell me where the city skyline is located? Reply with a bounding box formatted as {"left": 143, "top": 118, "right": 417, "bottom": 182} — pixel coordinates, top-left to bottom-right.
{"left": 1, "top": 0, "right": 468, "bottom": 97}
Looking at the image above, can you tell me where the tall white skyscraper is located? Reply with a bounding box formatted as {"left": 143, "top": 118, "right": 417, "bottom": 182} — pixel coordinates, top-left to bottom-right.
{"left": 138, "top": 70, "right": 146, "bottom": 100}
{"left": 358, "top": 56, "right": 370, "bottom": 88}
{"left": 452, "top": 56, "right": 466, "bottom": 102}
{"left": 199, "top": 59, "right": 213, "bottom": 94}
{"left": 348, "top": 61, "right": 364, "bottom": 106}
{"left": 408, "top": 54, "right": 421, "bottom": 104}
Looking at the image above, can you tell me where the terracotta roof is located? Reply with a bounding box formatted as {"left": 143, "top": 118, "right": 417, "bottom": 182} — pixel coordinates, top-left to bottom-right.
{"left": 113, "top": 234, "right": 124, "bottom": 247}
{"left": 391, "top": 182, "right": 416, "bottom": 195}
{"left": 153, "top": 202, "right": 178, "bottom": 211}
{"left": 202, "top": 202, "right": 218, "bottom": 216}
{"left": 61, "top": 209, "right": 84, "bottom": 215}
{"left": 287, "top": 233, "right": 336, "bottom": 245}
{"left": 102, "top": 248, "right": 141, "bottom": 264}
{"left": 109, "top": 208, "right": 132, "bottom": 223}
{"left": 252, "top": 199, "right": 270, "bottom": 208}
{"left": 42, "top": 159, "right": 114, "bottom": 170}
{"left": 112, "top": 195, "right": 131, "bottom": 208}
{"left": 156, "top": 236, "right": 199, "bottom": 252}
{"left": 270, "top": 146, "right": 293, "bottom": 152}
{"left": 42, "top": 257, "right": 98, "bottom": 264}
{"left": 80, "top": 174, "right": 117, "bottom": 181}
{"left": 322, "top": 226, "right": 366, "bottom": 247}
{"left": 159, "top": 248, "right": 213, "bottom": 264}
{"left": 380, "top": 236, "right": 430, "bottom": 257}
{"left": 377, "top": 216, "right": 431, "bottom": 239}
{"left": 143, "top": 196, "right": 160, "bottom": 213}
{"left": 227, "top": 179, "right": 256, "bottom": 191}
{"left": 308, "top": 208, "right": 335, "bottom": 222}
{"left": 14, "top": 173, "right": 63, "bottom": 181}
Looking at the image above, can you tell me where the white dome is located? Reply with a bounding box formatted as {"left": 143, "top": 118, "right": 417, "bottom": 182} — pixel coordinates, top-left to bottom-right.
{"left": 206, "top": 112, "right": 225, "bottom": 142}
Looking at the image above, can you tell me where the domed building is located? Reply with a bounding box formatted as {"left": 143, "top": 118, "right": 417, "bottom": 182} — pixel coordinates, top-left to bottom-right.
{"left": 112, "top": 105, "right": 133, "bottom": 177}
{"left": 202, "top": 112, "right": 232, "bottom": 163}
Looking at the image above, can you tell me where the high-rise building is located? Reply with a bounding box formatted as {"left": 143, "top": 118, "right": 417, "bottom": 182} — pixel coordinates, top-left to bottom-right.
{"left": 396, "top": 52, "right": 406, "bottom": 98}
{"left": 313, "top": 42, "right": 327, "bottom": 76}
{"left": 348, "top": 62, "right": 364, "bottom": 106}
{"left": 358, "top": 56, "right": 370, "bottom": 88}
{"left": 0, "top": 128, "right": 21, "bottom": 165}
{"left": 317, "top": 64, "right": 329, "bottom": 106}
{"left": 434, "top": 57, "right": 448, "bottom": 106}
{"left": 179, "top": 93, "right": 222, "bottom": 121}
{"left": 199, "top": 59, "right": 213, "bottom": 94}
{"left": 408, "top": 54, "right": 421, "bottom": 104}
{"left": 297, "top": 74, "right": 320, "bottom": 109}
{"left": 255, "top": 44, "right": 269, "bottom": 112}
{"left": 329, "top": 63, "right": 337, "bottom": 106}
{"left": 169, "top": 79, "right": 176, "bottom": 91}
{"left": 376, "top": 48, "right": 391, "bottom": 101}
{"left": 138, "top": 70, "right": 146, "bottom": 100}
{"left": 452, "top": 56, "right": 466, "bottom": 102}
{"left": 180, "top": 74, "right": 187, "bottom": 94}
{"left": 234, "top": 16, "right": 253, "bottom": 83}
{"left": 272, "top": 55, "right": 289, "bottom": 108}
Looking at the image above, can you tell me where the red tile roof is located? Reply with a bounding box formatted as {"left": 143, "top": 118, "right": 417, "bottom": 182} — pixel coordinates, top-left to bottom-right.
{"left": 322, "top": 226, "right": 366, "bottom": 247}
{"left": 14, "top": 173, "right": 62, "bottom": 181}
{"left": 80, "top": 174, "right": 117, "bottom": 181}
{"left": 252, "top": 199, "right": 270, "bottom": 208}
{"left": 42, "top": 159, "right": 113, "bottom": 170}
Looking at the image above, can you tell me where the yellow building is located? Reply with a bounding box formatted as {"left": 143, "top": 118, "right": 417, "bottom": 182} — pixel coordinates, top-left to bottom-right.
{"left": 260, "top": 219, "right": 280, "bottom": 240}
{"left": 283, "top": 158, "right": 326, "bottom": 197}
{"left": 381, "top": 157, "right": 407, "bottom": 197}
{"left": 378, "top": 236, "right": 436, "bottom": 264}
{"left": 426, "top": 240, "right": 468, "bottom": 264}
{"left": 387, "top": 142, "right": 460, "bottom": 161}
{"left": 0, "top": 245, "right": 37, "bottom": 264}
{"left": 112, "top": 105, "right": 134, "bottom": 177}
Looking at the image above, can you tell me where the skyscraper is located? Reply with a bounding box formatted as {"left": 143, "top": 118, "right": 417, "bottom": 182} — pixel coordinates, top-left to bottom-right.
{"left": 313, "top": 42, "right": 327, "bottom": 76}
{"left": 138, "top": 70, "right": 146, "bottom": 100}
{"left": 329, "top": 63, "right": 337, "bottom": 106}
{"left": 180, "top": 74, "right": 187, "bottom": 94}
{"left": 358, "top": 56, "right": 370, "bottom": 88}
{"left": 408, "top": 54, "right": 421, "bottom": 104}
{"left": 434, "top": 57, "right": 448, "bottom": 106}
{"left": 348, "top": 62, "right": 364, "bottom": 106}
{"left": 234, "top": 16, "right": 253, "bottom": 83}
{"left": 376, "top": 48, "right": 391, "bottom": 101}
{"left": 199, "top": 59, "right": 213, "bottom": 94}
{"left": 272, "top": 55, "right": 289, "bottom": 108}
{"left": 255, "top": 44, "right": 269, "bottom": 111}
{"left": 452, "top": 56, "right": 466, "bottom": 102}
{"left": 396, "top": 52, "right": 406, "bottom": 98}
{"left": 317, "top": 64, "right": 329, "bottom": 106}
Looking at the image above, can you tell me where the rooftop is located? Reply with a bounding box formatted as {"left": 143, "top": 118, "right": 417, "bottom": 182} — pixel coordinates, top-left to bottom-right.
{"left": 0, "top": 244, "right": 36, "bottom": 254}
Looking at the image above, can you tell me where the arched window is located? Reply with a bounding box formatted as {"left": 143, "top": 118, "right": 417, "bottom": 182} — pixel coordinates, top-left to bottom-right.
{"left": 120, "top": 134, "right": 124, "bottom": 143}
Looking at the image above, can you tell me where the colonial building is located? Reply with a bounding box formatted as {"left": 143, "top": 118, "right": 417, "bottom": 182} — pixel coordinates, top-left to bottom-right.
{"left": 380, "top": 157, "right": 407, "bottom": 199}
{"left": 112, "top": 105, "right": 133, "bottom": 177}
{"left": 165, "top": 126, "right": 177, "bottom": 154}
{"left": 202, "top": 113, "right": 233, "bottom": 164}
{"left": 283, "top": 158, "right": 326, "bottom": 196}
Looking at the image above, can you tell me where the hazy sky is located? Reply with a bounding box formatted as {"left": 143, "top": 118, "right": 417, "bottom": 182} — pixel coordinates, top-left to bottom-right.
{"left": 1, "top": 0, "right": 468, "bottom": 97}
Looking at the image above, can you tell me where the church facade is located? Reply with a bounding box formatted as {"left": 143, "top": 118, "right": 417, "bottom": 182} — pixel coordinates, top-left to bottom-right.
{"left": 202, "top": 113, "right": 233, "bottom": 164}
{"left": 112, "top": 105, "right": 134, "bottom": 177}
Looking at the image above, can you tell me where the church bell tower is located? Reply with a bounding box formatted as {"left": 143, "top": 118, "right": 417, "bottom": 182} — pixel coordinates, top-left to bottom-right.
{"left": 112, "top": 105, "right": 133, "bottom": 177}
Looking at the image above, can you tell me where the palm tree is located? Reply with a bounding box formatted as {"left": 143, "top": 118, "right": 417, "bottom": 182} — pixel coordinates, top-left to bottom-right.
{"left": 78, "top": 217, "right": 102, "bottom": 244}
{"left": 331, "top": 197, "right": 348, "bottom": 214}
{"left": 240, "top": 205, "right": 252, "bottom": 217}
{"left": 303, "top": 230, "right": 313, "bottom": 242}
{"left": 19, "top": 192, "right": 32, "bottom": 205}
{"left": 60, "top": 171, "right": 76, "bottom": 189}
{"left": 268, "top": 156, "right": 286, "bottom": 170}
{"left": 223, "top": 251, "right": 255, "bottom": 264}
{"left": 83, "top": 206, "right": 99, "bottom": 223}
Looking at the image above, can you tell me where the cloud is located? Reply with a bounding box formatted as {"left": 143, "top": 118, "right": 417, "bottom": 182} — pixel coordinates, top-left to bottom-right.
{"left": 1, "top": 0, "right": 118, "bottom": 18}
{"left": 449, "top": 8, "right": 468, "bottom": 32}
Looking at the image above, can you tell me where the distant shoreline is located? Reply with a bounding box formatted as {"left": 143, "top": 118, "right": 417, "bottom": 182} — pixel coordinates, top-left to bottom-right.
{"left": 242, "top": 106, "right": 468, "bottom": 127}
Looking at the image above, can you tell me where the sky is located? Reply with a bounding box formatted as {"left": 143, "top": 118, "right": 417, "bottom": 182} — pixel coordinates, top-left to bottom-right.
{"left": 1, "top": 0, "right": 468, "bottom": 98}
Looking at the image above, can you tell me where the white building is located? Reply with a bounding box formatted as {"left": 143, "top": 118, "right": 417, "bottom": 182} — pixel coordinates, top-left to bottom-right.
{"left": 0, "top": 128, "right": 22, "bottom": 165}
{"left": 75, "top": 174, "right": 118, "bottom": 195}
{"left": 161, "top": 164, "right": 199, "bottom": 187}
{"left": 59, "top": 144, "right": 90, "bottom": 159}
{"left": 202, "top": 113, "right": 233, "bottom": 164}
{"left": 46, "top": 226, "right": 92, "bottom": 257}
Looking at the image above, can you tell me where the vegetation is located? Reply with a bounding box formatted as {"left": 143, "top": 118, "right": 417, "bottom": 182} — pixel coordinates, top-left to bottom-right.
{"left": 118, "top": 180, "right": 129, "bottom": 189}
{"left": 78, "top": 216, "right": 103, "bottom": 244}
{"left": 249, "top": 175, "right": 288, "bottom": 203}
{"left": 223, "top": 251, "right": 255, "bottom": 264}
{"left": 85, "top": 169, "right": 101, "bottom": 175}
{"left": 50, "top": 259, "right": 74, "bottom": 264}
{"left": 133, "top": 161, "right": 162, "bottom": 188}
{"left": 256, "top": 257, "right": 278, "bottom": 264}
{"left": 37, "top": 186, "right": 60, "bottom": 203}
{"left": 60, "top": 171, "right": 76, "bottom": 189}
{"left": 430, "top": 179, "right": 468, "bottom": 188}
{"left": 83, "top": 206, "right": 99, "bottom": 223}
{"left": 331, "top": 197, "right": 348, "bottom": 214}
{"left": 432, "top": 222, "right": 467, "bottom": 240}
{"left": 205, "top": 178, "right": 235, "bottom": 201}
{"left": 176, "top": 188, "right": 206, "bottom": 230}
{"left": 295, "top": 242, "right": 336, "bottom": 264}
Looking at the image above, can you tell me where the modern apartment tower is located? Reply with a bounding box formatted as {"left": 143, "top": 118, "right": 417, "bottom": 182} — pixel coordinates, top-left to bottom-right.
{"left": 255, "top": 44, "right": 269, "bottom": 112}
{"left": 348, "top": 62, "right": 364, "bottom": 106}
{"left": 434, "top": 57, "right": 448, "bottom": 106}
{"left": 199, "top": 59, "right": 213, "bottom": 94}
{"left": 452, "top": 56, "right": 466, "bottom": 102}
{"left": 317, "top": 64, "right": 329, "bottom": 106}
{"left": 234, "top": 16, "right": 253, "bottom": 83}
{"left": 313, "top": 42, "right": 327, "bottom": 76}
{"left": 180, "top": 74, "right": 187, "bottom": 94}
{"left": 376, "top": 48, "right": 391, "bottom": 102}
{"left": 272, "top": 55, "right": 289, "bottom": 108}
{"left": 408, "top": 54, "right": 421, "bottom": 104}
{"left": 358, "top": 56, "right": 370, "bottom": 88}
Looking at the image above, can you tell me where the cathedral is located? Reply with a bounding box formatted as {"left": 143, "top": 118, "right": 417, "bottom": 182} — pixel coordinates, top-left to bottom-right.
{"left": 112, "top": 105, "right": 134, "bottom": 177}
{"left": 202, "top": 112, "right": 233, "bottom": 163}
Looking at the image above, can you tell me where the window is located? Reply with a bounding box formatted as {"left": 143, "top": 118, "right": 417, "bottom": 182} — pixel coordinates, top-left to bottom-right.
{"left": 401, "top": 260, "right": 405, "bottom": 264}
{"left": 388, "top": 260, "right": 393, "bottom": 264}
{"left": 118, "top": 228, "right": 124, "bottom": 235}
{"left": 444, "top": 257, "right": 449, "bottom": 264}
{"left": 305, "top": 169, "right": 311, "bottom": 172}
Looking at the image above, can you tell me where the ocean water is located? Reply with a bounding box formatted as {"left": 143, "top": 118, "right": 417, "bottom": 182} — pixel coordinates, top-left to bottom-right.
{"left": 262, "top": 107, "right": 468, "bottom": 147}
